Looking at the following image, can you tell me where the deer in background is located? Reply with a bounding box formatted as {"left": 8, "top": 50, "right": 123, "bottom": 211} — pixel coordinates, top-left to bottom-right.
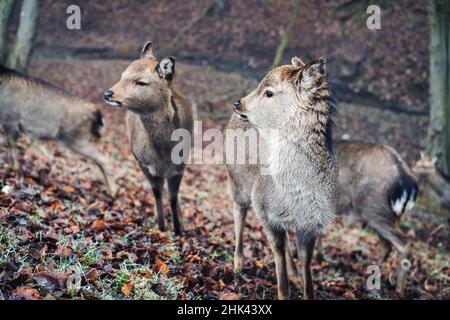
{"left": 103, "top": 42, "right": 193, "bottom": 236}
{"left": 318, "top": 140, "right": 419, "bottom": 297}
{"left": 413, "top": 153, "right": 450, "bottom": 229}
{"left": 0, "top": 65, "right": 117, "bottom": 196}
{"left": 226, "top": 57, "right": 338, "bottom": 299}
{"left": 228, "top": 132, "right": 419, "bottom": 297}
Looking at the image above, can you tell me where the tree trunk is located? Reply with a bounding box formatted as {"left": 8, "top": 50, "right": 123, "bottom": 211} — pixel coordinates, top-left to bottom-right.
{"left": 6, "top": 0, "right": 39, "bottom": 72}
{"left": 272, "top": 0, "right": 300, "bottom": 68}
{"left": 427, "top": 0, "right": 450, "bottom": 175}
{"left": 0, "top": 0, "right": 14, "bottom": 64}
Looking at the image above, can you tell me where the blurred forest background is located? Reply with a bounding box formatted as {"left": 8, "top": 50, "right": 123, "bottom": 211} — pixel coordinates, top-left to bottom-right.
{"left": 0, "top": 0, "right": 449, "bottom": 300}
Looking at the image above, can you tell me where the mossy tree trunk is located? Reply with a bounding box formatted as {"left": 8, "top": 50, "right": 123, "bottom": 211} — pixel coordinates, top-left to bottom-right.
{"left": 428, "top": 0, "right": 450, "bottom": 175}
{"left": 0, "top": 0, "right": 14, "bottom": 64}
{"left": 6, "top": 0, "right": 39, "bottom": 72}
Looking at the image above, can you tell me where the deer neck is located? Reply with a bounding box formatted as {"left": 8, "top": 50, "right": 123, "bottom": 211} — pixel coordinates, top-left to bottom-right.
{"left": 261, "top": 109, "right": 335, "bottom": 179}
{"left": 139, "top": 92, "right": 177, "bottom": 131}
{"left": 426, "top": 170, "right": 450, "bottom": 197}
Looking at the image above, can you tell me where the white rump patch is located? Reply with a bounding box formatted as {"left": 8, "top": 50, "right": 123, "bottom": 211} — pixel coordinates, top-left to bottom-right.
{"left": 406, "top": 189, "right": 416, "bottom": 211}
{"left": 391, "top": 189, "right": 416, "bottom": 215}
{"left": 391, "top": 190, "right": 408, "bottom": 215}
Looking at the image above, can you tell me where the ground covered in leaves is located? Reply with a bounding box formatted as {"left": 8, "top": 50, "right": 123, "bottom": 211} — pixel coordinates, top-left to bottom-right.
{"left": 0, "top": 57, "right": 449, "bottom": 300}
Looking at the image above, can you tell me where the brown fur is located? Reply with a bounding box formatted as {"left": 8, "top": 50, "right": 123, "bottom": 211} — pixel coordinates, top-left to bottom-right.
{"left": 0, "top": 65, "right": 117, "bottom": 196}
{"left": 104, "top": 42, "right": 193, "bottom": 235}
{"left": 226, "top": 57, "right": 338, "bottom": 299}
{"left": 327, "top": 140, "right": 418, "bottom": 296}
{"left": 413, "top": 154, "right": 450, "bottom": 227}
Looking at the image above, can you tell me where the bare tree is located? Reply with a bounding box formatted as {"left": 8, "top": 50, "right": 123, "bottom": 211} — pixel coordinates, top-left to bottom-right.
{"left": 0, "top": 0, "right": 14, "bottom": 64}
{"left": 427, "top": 0, "right": 450, "bottom": 175}
{"left": 6, "top": 0, "right": 40, "bottom": 72}
{"left": 272, "top": 0, "right": 300, "bottom": 68}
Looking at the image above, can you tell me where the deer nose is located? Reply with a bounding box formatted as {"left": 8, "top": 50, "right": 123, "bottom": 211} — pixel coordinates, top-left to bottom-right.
{"left": 103, "top": 90, "right": 113, "bottom": 101}
{"left": 233, "top": 100, "right": 241, "bottom": 110}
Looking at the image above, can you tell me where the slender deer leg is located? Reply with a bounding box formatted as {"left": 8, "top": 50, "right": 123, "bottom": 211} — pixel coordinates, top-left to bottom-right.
{"left": 3, "top": 129, "right": 20, "bottom": 171}
{"left": 378, "top": 237, "right": 392, "bottom": 265}
{"left": 140, "top": 167, "right": 165, "bottom": 232}
{"left": 167, "top": 174, "right": 184, "bottom": 236}
{"left": 263, "top": 223, "right": 290, "bottom": 300}
{"left": 285, "top": 232, "right": 301, "bottom": 285}
{"left": 370, "top": 222, "right": 411, "bottom": 297}
{"left": 395, "top": 242, "right": 411, "bottom": 297}
{"left": 296, "top": 232, "right": 316, "bottom": 300}
{"left": 315, "top": 233, "right": 324, "bottom": 263}
{"left": 233, "top": 203, "right": 248, "bottom": 272}
{"left": 67, "top": 141, "right": 118, "bottom": 196}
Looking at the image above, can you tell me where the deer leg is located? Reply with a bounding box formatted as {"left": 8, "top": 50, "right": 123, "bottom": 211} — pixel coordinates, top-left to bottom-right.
{"left": 370, "top": 222, "right": 411, "bottom": 297}
{"left": 140, "top": 168, "right": 165, "bottom": 232}
{"left": 285, "top": 232, "right": 301, "bottom": 285}
{"left": 395, "top": 242, "right": 411, "bottom": 297}
{"left": 296, "top": 232, "right": 317, "bottom": 300}
{"left": 3, "top": 128, "right": 19, "bottom": 171}
{"left": 263, "top": 223, "right": 290, "bottom": 300}
{"left": 167, "top": 174, "right": 184, "bottom": 236}
{"left": 233, "top": 203, "right": 248, "bottom": 272}
{"left": 378, "top": 237, "right": 392, "bottom": 265}
{"left": 315, "top": 233, "right": 324, "bottom": 263}
{"left": 67, "top": 141, "right": 118, "bottom": 196}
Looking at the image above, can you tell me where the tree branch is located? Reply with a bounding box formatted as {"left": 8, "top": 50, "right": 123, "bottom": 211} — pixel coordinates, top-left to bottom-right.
{"left": 272, "top": 0, "right": 300, "bottom": 68}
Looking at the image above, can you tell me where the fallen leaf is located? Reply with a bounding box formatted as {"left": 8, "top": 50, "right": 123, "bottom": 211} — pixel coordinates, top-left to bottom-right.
{"left": 85, "top": 269, "right": 98, "bottom": 283}
{"left": 34, "top": 271, "right": 66, "bottom": 292}
{"left": 91, "top": 219, "right": 107, "bottom": 231}
{"left": 155, "top": 258, "right": 169, "bottom": 274}
{"left": 62, "top": 185, "right": 75, "bottom": 193}
{"left": 219, "top": 292, "right": 240, "bottom": 300}
{"left": 121, "top": 282, "right": 134, "bottom": 296}
{"left": 11, "top": 287, "right": 40, "bottom": 300}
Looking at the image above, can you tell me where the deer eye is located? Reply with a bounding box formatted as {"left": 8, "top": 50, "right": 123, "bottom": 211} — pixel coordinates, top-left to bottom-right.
{"left": 136, "top": 80, "right": 149, "bottom": 86}
{"left": 264, "top": 90, "right": 274, "bottom": 98}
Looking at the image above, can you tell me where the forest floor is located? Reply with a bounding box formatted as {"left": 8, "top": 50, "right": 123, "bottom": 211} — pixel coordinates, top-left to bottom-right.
{"left": 0, "top": 58, "right": 449, "bottom": 300}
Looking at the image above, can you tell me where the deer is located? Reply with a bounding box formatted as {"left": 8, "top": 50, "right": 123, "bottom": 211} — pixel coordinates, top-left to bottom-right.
{"left": 0, "top": 64, "right": 117, "bottom": 196}
{"left": 228, "top": 136, "right": 419, "bottom": 298}
{"left": 321, "top": 140, "right": 419, "bottom": 297}
{"left": 226, "top": 56, "right": 338, "bottom": 299}
{"left": 413, "top": 153, "right": 450, "bottom": 229}
{"left": 103, "top": 42, "right": 193, "bottom": 236}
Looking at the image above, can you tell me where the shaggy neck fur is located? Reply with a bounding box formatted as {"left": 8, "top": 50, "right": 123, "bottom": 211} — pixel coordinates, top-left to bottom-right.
{"left": 260, "top": 93, "right": 337, "bottom": 233}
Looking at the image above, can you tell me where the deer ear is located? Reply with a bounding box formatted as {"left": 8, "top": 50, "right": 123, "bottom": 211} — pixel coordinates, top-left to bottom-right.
{"left": 141, "top": 41, "right": 156, "bottom": 60}
{"left": 291, "top": 56, "right": 305, "bottom": 68}
{"left": 419, "top": 151, "right": 426, "bottom": 159}
{"left": 299, "top": 57, "right": 326, "bottom": 91}
{"left": 157, "top": 56, "right": 176, "bottom": 81}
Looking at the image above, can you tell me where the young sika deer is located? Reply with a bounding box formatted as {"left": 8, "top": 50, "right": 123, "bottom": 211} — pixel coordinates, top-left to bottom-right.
{"left": 324, "top": 140, "right": 419, "bottom": 297}
{"left": 413, "top": 153, "right": 450, "bottom": 228}
{"left": 226, "top": 57, "right": 338, "bottom": 299}
{"left": 0, "top": 65, "right": 117, "bottom": 196}
{"left": 103, "top": 42, "right": 193, "bottom": 235}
